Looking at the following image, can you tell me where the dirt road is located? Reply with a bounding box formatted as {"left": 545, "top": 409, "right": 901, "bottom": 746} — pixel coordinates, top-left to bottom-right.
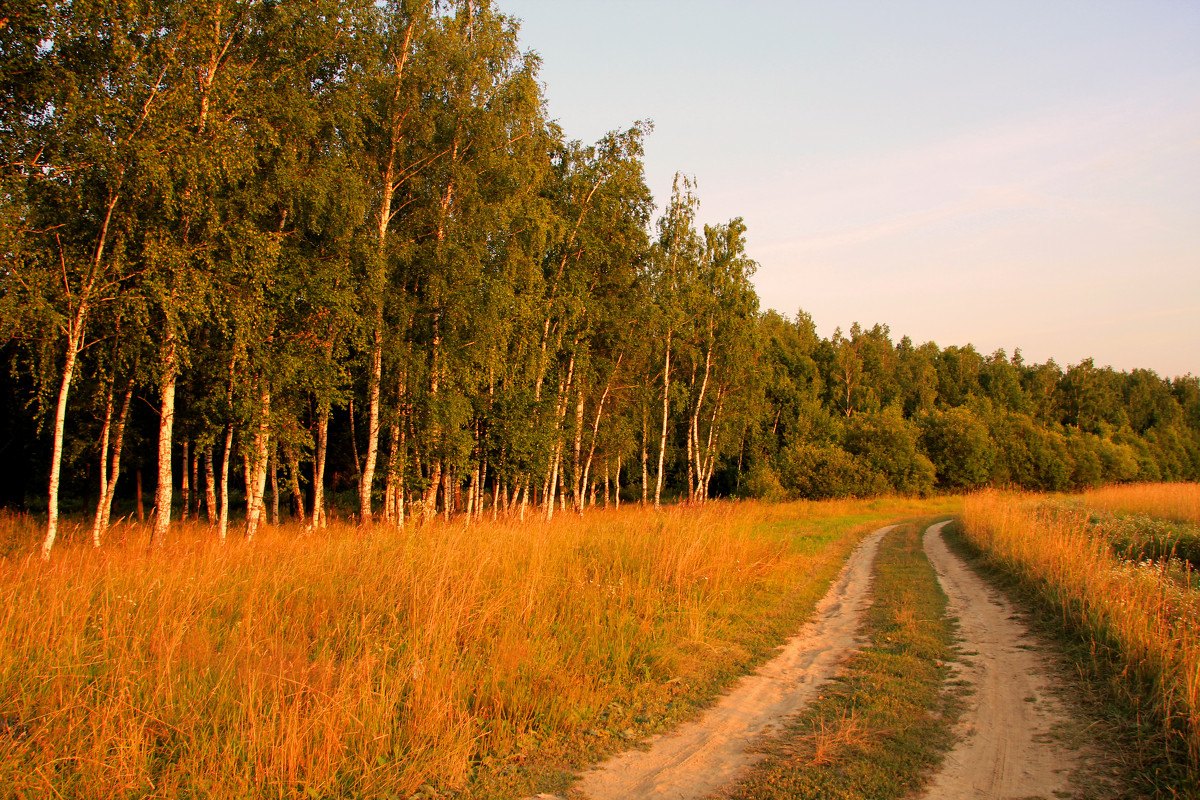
{"left": 561, "top": 525, "right": 894, "bottom": 800}
{"left": 919, "top": 520, "right": 1084, "bottom": 799}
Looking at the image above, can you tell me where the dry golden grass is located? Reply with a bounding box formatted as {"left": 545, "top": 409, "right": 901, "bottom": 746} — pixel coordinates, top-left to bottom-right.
{"left": 961, "top": 489, "right": 1200, "bottom": 767}
{"left": 0, "top": 497, "right": 951, "bottom": 799}
{"left": 1080, "top": 482, "right": 1200, "bottom": 525}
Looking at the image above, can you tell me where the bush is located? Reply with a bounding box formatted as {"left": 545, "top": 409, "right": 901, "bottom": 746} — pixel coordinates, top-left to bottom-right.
{"left": 778, "top": 442, "right": 886, "bottom": 499}
{"left": 918, "top": 407, "right": 995, "bottom": 490}
{"left": 845, "top": 407, "right": 935, "bottom": 495}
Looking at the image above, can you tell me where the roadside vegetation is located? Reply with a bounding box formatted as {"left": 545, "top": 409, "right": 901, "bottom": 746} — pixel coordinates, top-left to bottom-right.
{"left": 1077, "top": 483, "right": 1200, "bottom": 569}
{"left": 721, "top": 520, "right": 960, "bottom": 800}
{"left": 1080, "top": 482, "right": 1200, "bottom": 525}
{"left": 0, "top": 497, "right": 952, "bottom": 799}
{"left": 959, "top": 488, "right": 1200, "bottom": 794}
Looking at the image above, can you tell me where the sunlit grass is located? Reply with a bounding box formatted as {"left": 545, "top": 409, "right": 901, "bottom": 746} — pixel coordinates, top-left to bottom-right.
{"left": 1080, "top": 482, "right": 1200, "bottom": 525}
{"left": 961, "top": 488, "right": 1200, "bottom": 781}
{"left": 0, "top": 497, "right": 953, "bottom": 799}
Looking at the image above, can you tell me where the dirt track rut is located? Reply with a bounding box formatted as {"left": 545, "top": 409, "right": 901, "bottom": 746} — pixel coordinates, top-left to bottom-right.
{"left": 919, "top": 520, "right": 1084, "bottom": 799}
{"left": 561, "top": 525, "right": 893, "bottom": 800}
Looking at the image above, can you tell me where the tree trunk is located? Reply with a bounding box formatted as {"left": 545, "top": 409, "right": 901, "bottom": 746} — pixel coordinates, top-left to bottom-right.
{"left": 544, "top": 348, "right": 576, "bottom": 520}
{"left": 688, "top": 338, "right": 713, "bottom": 503}
{"left": 204, "top": 444, "right": 217, "bottom": 523}
{"left": 311, "top": 404, "right": 329, "bottom": 529}
{"left": 580, "top": 361, "right": 617, "bottom": 514}
{"left": 151, "top": 335, "right": 178, "bottom": 548}
{"left": 217, "top": 352, "right": 236, "bottom": 539}
{"left": 286, "top": 445, "right": 304, "bottom": 525}
{"left": 699, "top": 391, "right": 724, "bottom": 502}
{"left": 244, "top": 385, "right": 271, "bottom": 541}
{"left": 269, "top": 448, "right": 279, "bottom": 526}
{"left": 616, "top": 454, "right": 622, "bottom": 509}
{"left": 94, "top": 381, "right": 116, "bottom": 544}
{"left": 641, "top": 402, "right": 649, "bottom": 506}
{"left": 360, "top": 325, "right": 382, "bottom": 526}
{"left": 92, "top": 378, "right": 133, "bottom": 546}
{"left": 42, "top": 188, "right": 116, "bottom": 559}
{"left": 383, "top": 374, "right": 406, "bottom": 526}
{"left": 180, "top": 439, "right": 190, "bottom": 523}
{"left": 604, "top": 460, "right": 610, "bottom": 508}
{"left": 654, "top": 331, "right": 671, "bottom": 509}
{"left": 218, "top": 422, "right": 233, "bottom": 541}
{"left": 571, "top": 386, "right": 585, "bottom": 512}
{"left": 424, "top": 460, "right": 442, "bottom": 522}
{"left": 42, "top": 305, "right": 87, "bottom": 560}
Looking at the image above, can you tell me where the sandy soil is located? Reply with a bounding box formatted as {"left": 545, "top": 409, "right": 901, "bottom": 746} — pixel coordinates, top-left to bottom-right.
{"left": 553, "top": 524, "right": 894, "bottom": 800}
{"left": 919, "top": 520, "right": 1084, "bottom": 800}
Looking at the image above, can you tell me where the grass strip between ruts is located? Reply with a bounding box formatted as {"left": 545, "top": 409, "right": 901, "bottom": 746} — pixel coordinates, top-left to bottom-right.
{"left": 720, "top": 519, "right": 961, "bottom": 800}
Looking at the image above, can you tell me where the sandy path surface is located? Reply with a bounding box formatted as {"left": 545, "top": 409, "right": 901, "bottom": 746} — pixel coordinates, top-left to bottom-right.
{"left": 920, "top": 521, "right": 1083, "bottom": 800}
{"left": 556, "top": 524, "right": 894, "bottom": 800}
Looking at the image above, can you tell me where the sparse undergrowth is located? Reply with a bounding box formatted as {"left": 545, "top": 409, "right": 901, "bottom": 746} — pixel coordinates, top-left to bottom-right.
{"left": 717, "top": 520, "right": 961, "bottom": 800}
{"left": 0, "top": 497, "right": 955, "bottom": 800}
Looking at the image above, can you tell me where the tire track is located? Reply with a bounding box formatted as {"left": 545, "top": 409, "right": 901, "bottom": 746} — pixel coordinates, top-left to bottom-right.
{"left": 555, "top": 524, "right": 894, "bottom": 800}
{"left": 920, "top": 520, "right": 1083, "bottom": 800}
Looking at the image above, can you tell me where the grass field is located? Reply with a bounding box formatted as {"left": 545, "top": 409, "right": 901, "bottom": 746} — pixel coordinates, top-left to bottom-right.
{"left": 1072, "top": 483, "right": 1200, "bottom": 571}
{"left": 0, "top": 496, "right": 953, "bottom": 799}
{"left": 1080, "top": 482, "right": 1200, "bottom": 526}
{"left": 960, "top": 488, "right": 1200, "bottom": 793}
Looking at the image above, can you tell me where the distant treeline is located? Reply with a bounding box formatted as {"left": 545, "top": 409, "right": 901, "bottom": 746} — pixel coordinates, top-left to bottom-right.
{"left": 1, "top": 1, "right": 1197, "bottom": 558}
{"left": 748, "top": 316, "right": 1198, "bottom": 500}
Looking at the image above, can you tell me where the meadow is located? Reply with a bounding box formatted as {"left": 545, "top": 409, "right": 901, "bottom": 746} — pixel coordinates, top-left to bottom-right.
{"left": 960, "top": 485, "right": 1200, "bottom": 787}
{"left": 0, "top": 497, "right": 951, "bottom": 799}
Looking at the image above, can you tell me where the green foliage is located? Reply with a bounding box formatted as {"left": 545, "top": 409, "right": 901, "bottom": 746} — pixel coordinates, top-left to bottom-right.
{"left": 778, "top": 442, "right": 884, "bottom": 500}
{"left": 845, "top": 407, "right": 935, "bottom": 495}
{"left": 918, "top": 406, "right": 995, "bottom": 490}
{"left": 2, "top": 0, "right": 1199, "bottom": 530}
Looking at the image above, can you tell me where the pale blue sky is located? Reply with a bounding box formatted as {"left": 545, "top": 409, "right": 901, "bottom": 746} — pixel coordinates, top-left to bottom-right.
{"left": 499, "top": 1, "right": 1200, "bottom": 378}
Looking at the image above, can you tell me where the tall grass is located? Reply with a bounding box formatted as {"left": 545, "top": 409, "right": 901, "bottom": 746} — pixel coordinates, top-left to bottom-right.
{"left": 1081, "top": 482, "right": 1200, "bottom": 525}
{"left": 960, "top": 490, "right": 1200, "bottom": 775}
{"left": 0, "top": 497, "right": 948, "bottom": 799}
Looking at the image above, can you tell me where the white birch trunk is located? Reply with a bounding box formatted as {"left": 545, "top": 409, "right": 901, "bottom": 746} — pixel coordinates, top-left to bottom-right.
{"left": 571, "top": 386, "right": 585, "bottom": 512}
{"left": 615, "top": 454, "right": 622, "bottom": 509}
{"left": 360, "top": 324, "right": 382, "bottom": 525}
{"left": 92, "top": 378, "right": 132, "bottom": 546}
{"left": 42, "top": 307, "right": 87, "bottom": 561}
{"left": 92, "top": 381, "right": 115, "bottom": 547}
{"left": 654, "top": 332, "right": 671, "bottom": 509}
{"left": 218, "top": 423, "right": 233, "bottom": 541}
{"left": 204, "top": 444, "right": 217, "bottom": 523}
{"left": 311, "top": 405, "right": 329, "bottom": 529}
{"left": 244, "top": 385, "right": 271, "bottom": 541}
{"left": 151, "top": 335, "right": 178, "bottom": 547}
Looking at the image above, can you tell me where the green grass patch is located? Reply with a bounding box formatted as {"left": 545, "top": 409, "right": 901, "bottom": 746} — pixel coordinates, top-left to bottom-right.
{"left": 720, "top": 520, "right": 960, "bottom": 800}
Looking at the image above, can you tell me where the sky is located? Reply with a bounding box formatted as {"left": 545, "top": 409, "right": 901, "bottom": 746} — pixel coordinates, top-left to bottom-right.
{"left": 497, "top": 0, "right": 1200, "bottom": 379}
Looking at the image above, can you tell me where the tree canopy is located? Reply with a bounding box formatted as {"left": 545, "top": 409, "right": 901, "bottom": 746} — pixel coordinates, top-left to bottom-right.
{"left": 2, "top": 0, "right": 1197, "bottom": 558}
